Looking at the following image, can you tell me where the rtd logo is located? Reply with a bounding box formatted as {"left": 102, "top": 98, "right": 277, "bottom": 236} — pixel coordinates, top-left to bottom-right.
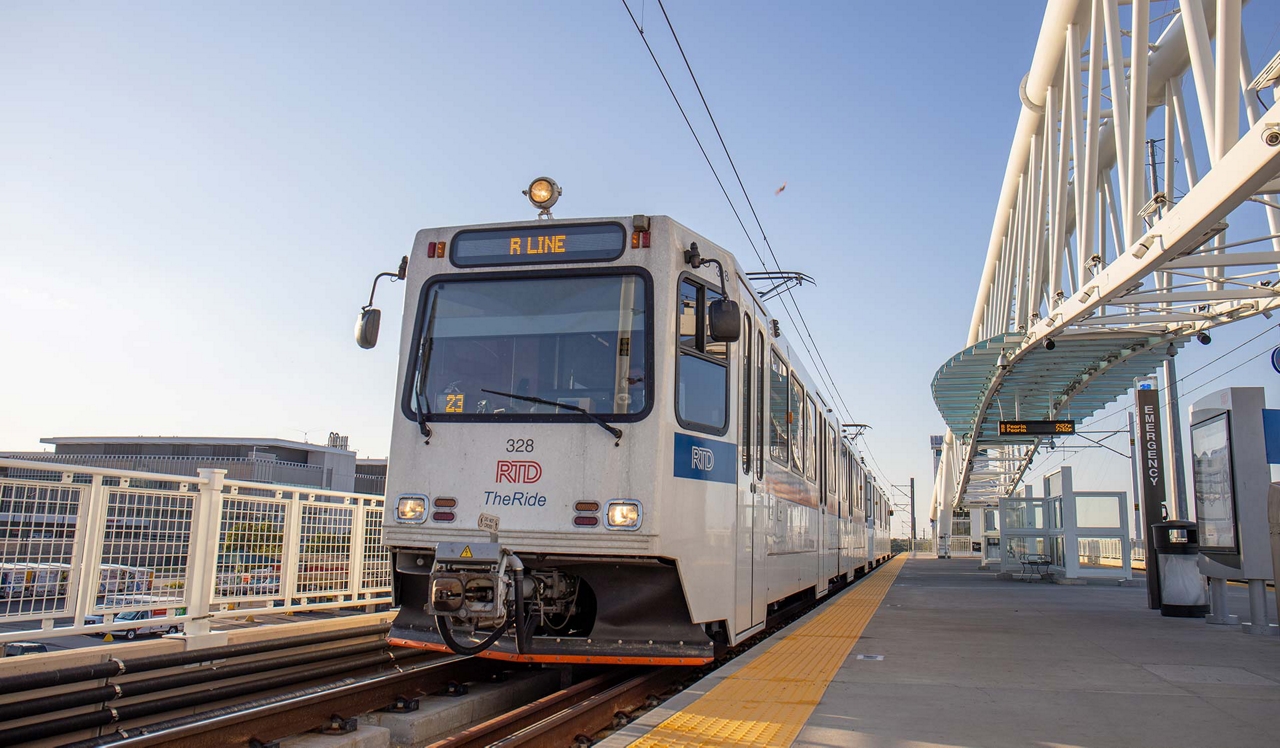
{"left": 691, "top": 446, "right": 715, "bottom": 471}
{"left": 496, "top": 460, "right": 542, "bottom": 484}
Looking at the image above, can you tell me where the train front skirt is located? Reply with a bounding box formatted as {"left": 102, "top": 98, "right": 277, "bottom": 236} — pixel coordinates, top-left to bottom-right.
{"left": 389, "top": 558, "right": 716, "bottom": 666}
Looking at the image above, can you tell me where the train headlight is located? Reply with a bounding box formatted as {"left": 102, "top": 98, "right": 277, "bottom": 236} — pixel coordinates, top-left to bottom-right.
{"left": 396, "top": 495, "right": 427, "bottom": 523}
{"left": 523, "top": 177, "right": 561, "bottom": 210}
{"left": 605, "top": 500, "right": 642, "bottom": 530}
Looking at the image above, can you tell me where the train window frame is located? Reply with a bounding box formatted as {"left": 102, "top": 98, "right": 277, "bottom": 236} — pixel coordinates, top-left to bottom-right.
{"left": 755, "top": 328, "right": 765, "bottom": 480}
{"left": 804, "top": 396, "right": 818, "bottom": 484}
{"left": 826, "top": 425, "right": 838, "bottom": 497}
{"left": 399, "top": 265, "right": 656, "bottom": 426}
{"left": 768, "top": 349, "right": 790, "bottom": 466}
{"left": 841, "top": 444, "right": 850, "bottom": 516}
{"left": 674, "top": 272, "right": 730, "bottom": 436}
{"left": 740, "top": 314, "right": 752, "bottom": 475}
{"left": 788, "top": 373, "right": 805, "bottom": 476}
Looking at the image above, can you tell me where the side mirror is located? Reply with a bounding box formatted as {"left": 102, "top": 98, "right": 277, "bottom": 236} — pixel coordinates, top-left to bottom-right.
{"left": 708, "top": 298, "right": 741, "bottom": 343}
{"left": 355, "top": 308, "right": 381, "bottom": 349}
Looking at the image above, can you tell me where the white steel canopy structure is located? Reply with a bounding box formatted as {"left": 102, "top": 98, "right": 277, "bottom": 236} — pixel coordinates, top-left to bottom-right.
{"left": 933, "top": 0, "right": 1280, "bottom": 518}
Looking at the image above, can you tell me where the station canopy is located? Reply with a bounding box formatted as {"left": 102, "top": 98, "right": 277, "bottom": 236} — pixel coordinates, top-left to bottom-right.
{"left": 932, "top": 331, "right": 1184, "bottom": 505}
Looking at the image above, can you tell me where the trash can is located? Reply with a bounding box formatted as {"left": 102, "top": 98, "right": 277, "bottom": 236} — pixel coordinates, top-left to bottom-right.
{"left": 1152, "top": 520, "right": 1210, "bottom": 617}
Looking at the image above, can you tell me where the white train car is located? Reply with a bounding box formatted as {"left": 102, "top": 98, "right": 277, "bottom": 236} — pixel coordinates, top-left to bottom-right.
{"left": 363, "top": 188, "right": 892, "bottom": 665}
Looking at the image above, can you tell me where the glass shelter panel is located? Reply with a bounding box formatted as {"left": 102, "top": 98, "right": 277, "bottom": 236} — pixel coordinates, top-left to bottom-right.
{"left": 1002, "top": 500, "right": 1047, "bottom": 530}
{"left": 1076, "top": 495, "right": 1122, "bottom": 528}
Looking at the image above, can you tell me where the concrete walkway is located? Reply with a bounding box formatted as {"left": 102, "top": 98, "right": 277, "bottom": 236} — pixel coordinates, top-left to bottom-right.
{"left": 794, "top": 555, "right": 1280, "bottom": 748}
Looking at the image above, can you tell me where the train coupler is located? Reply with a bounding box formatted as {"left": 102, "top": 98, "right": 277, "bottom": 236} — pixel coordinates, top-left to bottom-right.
{"left": 427, "top": 542, "right": 531, "bottom": 656}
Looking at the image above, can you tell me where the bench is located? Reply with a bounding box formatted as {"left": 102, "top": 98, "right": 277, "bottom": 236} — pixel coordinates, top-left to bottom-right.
{"left": 1018, "top": 553, "right": 1051, "bottom": 580}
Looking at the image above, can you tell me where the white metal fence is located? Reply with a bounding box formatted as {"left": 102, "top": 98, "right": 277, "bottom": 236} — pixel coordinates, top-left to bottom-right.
{"left": 0, "top": 458, "right": 391, "bottom": 644}
{"left": 3, "top": 452, "right": 330, "bottom": 490}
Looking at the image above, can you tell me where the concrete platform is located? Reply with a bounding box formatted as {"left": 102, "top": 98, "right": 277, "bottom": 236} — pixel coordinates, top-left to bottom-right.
{"left": 611, "top": 555, "right": 1280, "bottom": 747}
{"left": 804, "top": 556, "right": 1280, "bottom": 747}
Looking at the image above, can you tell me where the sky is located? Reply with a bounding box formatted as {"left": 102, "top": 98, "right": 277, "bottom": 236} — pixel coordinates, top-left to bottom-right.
{"left": 3, "top": 2, "right": 1280, "bottom": 540}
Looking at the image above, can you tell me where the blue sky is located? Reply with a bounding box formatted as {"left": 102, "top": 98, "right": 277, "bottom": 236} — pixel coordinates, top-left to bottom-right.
{"left": 3, "top": 2, "right": 1280, "bottom": 537}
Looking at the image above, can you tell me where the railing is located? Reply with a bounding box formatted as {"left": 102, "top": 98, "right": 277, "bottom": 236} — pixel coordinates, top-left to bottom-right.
{"left": 1079, "top": 539, "right": 1147, "bottom": 570}
{"left": 2, "top": 452, "right": 328, "bottom": 489}
{"left": 354, "top": 473, "right": 387, "bottom": 496}
{"left": 0, "top": 458, "right": 391, "bottom": 644}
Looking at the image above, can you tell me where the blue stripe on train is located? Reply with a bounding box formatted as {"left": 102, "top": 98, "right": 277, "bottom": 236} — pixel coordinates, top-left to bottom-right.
{"left": 673, "top": 432, "right": 737, "bottom": 484}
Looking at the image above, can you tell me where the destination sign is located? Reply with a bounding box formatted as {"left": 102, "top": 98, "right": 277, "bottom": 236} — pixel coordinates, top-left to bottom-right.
{"left": 450, "top": 223, "right": 626, "bottom": 267}
{"left": 998, "top": 420, "right": 1076, "bottom": 436}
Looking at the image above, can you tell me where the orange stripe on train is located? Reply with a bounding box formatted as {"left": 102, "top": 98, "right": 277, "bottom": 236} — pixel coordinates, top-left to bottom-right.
{"left": 387, "top": 637, "right": 712, "bottom": 666}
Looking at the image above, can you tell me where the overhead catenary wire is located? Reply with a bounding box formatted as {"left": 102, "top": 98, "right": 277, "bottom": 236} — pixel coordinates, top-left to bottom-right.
{"left": 652, "top": 0, "right": 858, "bottom": 428}
{"left": 623, "top": 0, "right": 898, "bottom": 490}
{"left": 618, "top": 0, "right": 766, "bottom": 278}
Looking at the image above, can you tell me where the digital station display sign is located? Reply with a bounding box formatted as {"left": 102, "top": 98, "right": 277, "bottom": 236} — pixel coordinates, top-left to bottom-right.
{"left": 998, "top": 420, "right": 1076, "bottom": 436}
{"left": 450, "top": 223, "right": 626, "bottom": 268}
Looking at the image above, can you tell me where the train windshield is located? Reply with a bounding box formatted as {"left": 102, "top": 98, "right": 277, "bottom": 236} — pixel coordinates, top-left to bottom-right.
{"left": 413, "top": 274, "right": 649, "bottom": 419}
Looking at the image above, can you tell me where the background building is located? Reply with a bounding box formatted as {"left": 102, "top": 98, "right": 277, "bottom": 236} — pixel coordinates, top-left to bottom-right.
{"left": 3, "top": 433, "right": 384, "bottom": 494}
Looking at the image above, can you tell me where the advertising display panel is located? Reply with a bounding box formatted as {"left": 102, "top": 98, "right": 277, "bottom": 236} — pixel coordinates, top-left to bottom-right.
{"left": 1191, "top": 412, "right": 1239, "bottom": 553}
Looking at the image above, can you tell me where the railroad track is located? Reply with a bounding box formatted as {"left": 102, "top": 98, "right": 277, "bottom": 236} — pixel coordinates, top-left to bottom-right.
{"left": 1, "top": 558, "right": 897, "bottom": 747}
{"left": 59, "top": 652, "right": 504, "bottom": 748}
{"left": 0, "top": 622, "right": 504, "bottom": 748}
{"left": 427, "top": 668, "right": 683, "bottom": 748}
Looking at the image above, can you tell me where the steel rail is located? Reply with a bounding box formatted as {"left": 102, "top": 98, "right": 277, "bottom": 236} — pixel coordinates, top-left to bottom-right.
{"left": 428, "top": 668, "right": 682, "bottom": 748}
{"left": 423, "top": 670, "right": 636, "bottom": 748}
{"left": 3, "top": 648, "right": 430, "bottom": 746}
{"left": 0, "top": 638, "right": 391, "bottom": 723}
{"left": 57, "top": 654, "right": 503, "bottom": 748}
{"left": 0, "top": 622, "right": 392, "bottom": 696}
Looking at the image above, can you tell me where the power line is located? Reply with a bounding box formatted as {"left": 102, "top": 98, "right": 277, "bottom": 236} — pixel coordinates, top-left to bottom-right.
{"left": 649, "top": 0, "right": 856, "bottom": 426}
{"left": 1179, "top": 344, "right": 1277, "bottom": 399}
{"left": 1173, "top": 323, "right": 1277, "bottom": 383}
{"left": 618, "top": 0, "right": 766, "bottom": 277}
{"left": 626, "top": 1, "right": 886, "bottom": 491}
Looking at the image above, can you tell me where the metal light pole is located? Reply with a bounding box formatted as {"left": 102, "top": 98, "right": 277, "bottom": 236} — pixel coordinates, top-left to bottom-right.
{"left": 890, "top": 479, "right": 917, "bottom": 553}
{"left": 910, "top": 477, "right": 916, "bottom": 551}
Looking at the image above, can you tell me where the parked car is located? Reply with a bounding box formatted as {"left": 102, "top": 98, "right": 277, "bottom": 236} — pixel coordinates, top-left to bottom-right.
{"left": 84, "top": 596, "right": 184, "bottom": 639}
{"left": 2, "top": 641, "right": 48, "bottom": 657}
{"left": 217, "top": 567, "right": 282, "bottom": 597}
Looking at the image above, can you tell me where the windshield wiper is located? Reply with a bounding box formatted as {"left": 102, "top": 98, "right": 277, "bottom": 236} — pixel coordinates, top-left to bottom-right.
{"left": 480, "top": 389, "right": 622, "bottom": 445}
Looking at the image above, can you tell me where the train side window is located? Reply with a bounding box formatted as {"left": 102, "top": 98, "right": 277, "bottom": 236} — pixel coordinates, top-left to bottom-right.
{"left": 755, "top": 329, "right": 765, "bottom": 479}
{"left": 740, "top": 315, "right": 752, "bottom": 474}
{"left": 678, "top": 280, "right": 699, "bottom": 349}
{"left": 827, "top": 425, "right": 838, "bottom": 497}
{"left": 705, "top": 288, "right": 728, "bottom": 361}
{"left": 768, "top": 351, "right": 789, "bottom": 465}
{"left": 675, "top": 277, "right": 728, "bottom": 434}
{"left": 804, "top": 396, "right": 817, "bottom": 483}
{"left": 841, "top": 445, "right": 850, "bottom": 516}
{"left": 788, "top": 375, "right": 804, "bottom": 475}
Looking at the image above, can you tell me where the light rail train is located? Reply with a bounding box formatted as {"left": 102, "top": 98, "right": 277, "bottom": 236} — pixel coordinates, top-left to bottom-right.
{"left": 360, "top": 181, "right": 892, "bottom": 665}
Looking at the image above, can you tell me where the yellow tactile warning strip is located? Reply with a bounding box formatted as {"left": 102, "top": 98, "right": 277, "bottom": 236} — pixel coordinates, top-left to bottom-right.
{"left": 629, "top": 554, "right": 907, "bottom": 748}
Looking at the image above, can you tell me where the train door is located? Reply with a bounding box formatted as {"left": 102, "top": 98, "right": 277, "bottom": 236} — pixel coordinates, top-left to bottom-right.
{"left": 734, "top": 307, "right": 767, "bottom": 634}
{"left": 734, "top": 312, "right": 754, "bottom": 632}
{"left": 824, "top": 424, "right": 839, "bottom": 581}
{"left": 751, "top": 322, "right": 767, "bottom": 626}
{"left": 818, "top": 422, "right": 833, "bottom": 587}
